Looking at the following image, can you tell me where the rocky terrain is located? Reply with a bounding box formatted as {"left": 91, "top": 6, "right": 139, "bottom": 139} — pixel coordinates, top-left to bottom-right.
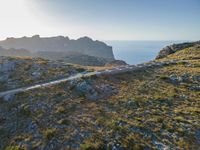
{"left": 0, "top": 41, "right": 199, "bottom": 149}
{"left": 0, "top": 56, "right": 87, "bottom": 92}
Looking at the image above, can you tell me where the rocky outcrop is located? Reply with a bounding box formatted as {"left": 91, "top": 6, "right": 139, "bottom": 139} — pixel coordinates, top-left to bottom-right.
{"left": 0, "top": 57, "right": 24, "bottom": 72}
{"left": 71, "top": 79, "right": 118, "bottom": 100}
{"left": 156, "top": 41, "right": 200, "bottom": 59}
{"left": 0, "top": 35, "right": 115, "bottom": 60}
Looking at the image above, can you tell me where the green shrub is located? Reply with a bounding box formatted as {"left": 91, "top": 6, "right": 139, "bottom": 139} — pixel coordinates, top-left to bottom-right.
{"left": 76, "top": 68, "right": 85, "bottom": 72}
{"left": 19, "top": 105, "right": 31, "bottom": 117}
{"left": 5, "top": 146, "right": 23, "bottom": 150}
{"left": 44, "top": 128, "right": 56, "bottom": 140}
{"left": 159, "top": 75, "right": 169, "bottom": 80}
{"left": 58, "top": 119, "right": 71, "bottom": 125}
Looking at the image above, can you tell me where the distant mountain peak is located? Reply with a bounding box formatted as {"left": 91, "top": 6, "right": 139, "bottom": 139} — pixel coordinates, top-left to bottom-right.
{"left": 32, "top": 35, "right": 40, "bottom": 38}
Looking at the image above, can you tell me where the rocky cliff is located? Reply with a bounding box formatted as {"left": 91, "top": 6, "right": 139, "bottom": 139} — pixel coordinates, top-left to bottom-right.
{"left": 156, "top": 41, "right": 200, "bottom": 59}
{"left": 0, "top": 35, "right": 115, "bottom": 60}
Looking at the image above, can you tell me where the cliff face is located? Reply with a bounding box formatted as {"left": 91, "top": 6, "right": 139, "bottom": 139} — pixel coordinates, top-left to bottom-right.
{"left": 0, "top": 35, "right": 115, "bottom": 60}
{"left": 156, "top": 41, "right": 200, "bottom": 59}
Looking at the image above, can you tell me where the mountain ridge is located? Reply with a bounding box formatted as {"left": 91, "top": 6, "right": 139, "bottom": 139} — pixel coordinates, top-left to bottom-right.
{"left": 0, "top": 35, "right": 119, "bottom": 66}
{"left": 0, "top": 35, "right": 115, "bottom": 60}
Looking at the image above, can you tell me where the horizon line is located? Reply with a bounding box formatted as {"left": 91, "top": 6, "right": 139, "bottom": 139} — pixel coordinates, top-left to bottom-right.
{"left": 0, "top": 35, "right": 198, "bottom": 42}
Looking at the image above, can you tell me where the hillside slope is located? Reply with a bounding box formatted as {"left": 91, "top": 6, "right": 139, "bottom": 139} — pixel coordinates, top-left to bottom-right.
{"left": 0, "top": 42, "right": 199, "bottom": 149}
{"left": 0, "top": 56, "right": 86, "bottom": 92}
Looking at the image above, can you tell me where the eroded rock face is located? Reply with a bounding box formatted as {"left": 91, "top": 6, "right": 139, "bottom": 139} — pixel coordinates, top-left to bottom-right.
{"left": 156, "top": 41, "right": 200, "bottom": 59}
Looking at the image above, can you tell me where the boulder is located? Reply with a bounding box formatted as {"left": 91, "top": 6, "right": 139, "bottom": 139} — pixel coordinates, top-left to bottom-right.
{"left": 31, "top": 72, "right": 41, "bottom": 79}
{"left": 76, "top": 80, "right": 98, "bottom": 100}
{"left": 169, "top": 74, "right": 182, "bottom": 84}
{"left": 73, "top": 80, "right": 117, "bottom": 100}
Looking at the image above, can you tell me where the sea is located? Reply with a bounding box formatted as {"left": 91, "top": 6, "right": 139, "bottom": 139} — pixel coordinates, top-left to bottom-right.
{"left": 105, "top": 41, "right": 187, "bottom": 65}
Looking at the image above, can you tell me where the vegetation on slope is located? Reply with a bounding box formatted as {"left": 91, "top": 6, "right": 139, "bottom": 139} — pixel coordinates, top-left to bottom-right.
{"left": 0, "top": 56, "right": 86, "bottom": 91}
{"left": 0, "top": 43, "right": 200, "bottom": 149}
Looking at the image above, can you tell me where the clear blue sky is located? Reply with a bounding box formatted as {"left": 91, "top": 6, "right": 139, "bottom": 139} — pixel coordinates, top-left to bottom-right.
{"left": 0, "top": 0, "right": 200, "bottom": 40}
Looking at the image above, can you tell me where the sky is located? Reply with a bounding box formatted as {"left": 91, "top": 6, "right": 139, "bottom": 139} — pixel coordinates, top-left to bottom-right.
{"left": 0, "top": 0, "right": 200, "bottom": 41}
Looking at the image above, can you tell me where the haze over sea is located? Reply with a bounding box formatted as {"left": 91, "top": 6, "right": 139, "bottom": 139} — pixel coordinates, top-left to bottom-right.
{"left": 106, "top": 41, "right": 188, "bottom": 65}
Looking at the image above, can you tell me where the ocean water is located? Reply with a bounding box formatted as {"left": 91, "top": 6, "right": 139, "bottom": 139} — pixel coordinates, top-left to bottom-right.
{"left": 105, "top": 41, "right": 185, "bottom": 64}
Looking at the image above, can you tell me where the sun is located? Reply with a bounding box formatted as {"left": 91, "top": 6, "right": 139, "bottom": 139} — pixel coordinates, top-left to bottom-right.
{"left": 0, "top": 0, "right": 53, "bottom": 40}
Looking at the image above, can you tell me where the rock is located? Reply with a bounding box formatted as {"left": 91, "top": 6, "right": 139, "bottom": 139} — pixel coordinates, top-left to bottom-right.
{"left": 192, "top": 75, "right": 200, "bottom": 82}
{"left": 169, "top": 74, "right": 182, "bottom": 84}
{"left": 189, "top": 85, "right": 200, "bottom": 91}
{"left": 25, "top": 121, "right": 40, "bottom": 135}
{"left": 0, "top": 61, "right": 16, "bottom": 72}
{"left": 156, "top": 46, "right": 175, "bottom": 59}
{"left": 195, "top": 130, "right": 200, "bottom": 144}
{"left": 76, "top": 81, "right": 92, "bottom": 93}
{"left": 75, "top": 80, "right": 98, "bottom": 100}
{"left": 181, "top": 73, "right": 190, "bottom": 82}
{"left": 0, "top": 74, "right": 8, "bottom": 82}
{"left": 96, "top": 84, "right": 118, "bottom": 96}
{"left": 153, "top": 141, "right": 169, "bottom": 150}
{"left": 3, "top": 93, "right": 15, "bottom": 102}
{"left": 0, "top": 57, "right": 25, "bottom": 73}
{"left": 116, "top": 120, "right": 127, "bottom": 127}
{"left": 74, "top": 80, "right": 117, "bottom": 100}
{"left": 126, "top": 100, "right": 139, "bottom": 109}
{"left": 31, "top": 72, "right": 41, "bottom": 79}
